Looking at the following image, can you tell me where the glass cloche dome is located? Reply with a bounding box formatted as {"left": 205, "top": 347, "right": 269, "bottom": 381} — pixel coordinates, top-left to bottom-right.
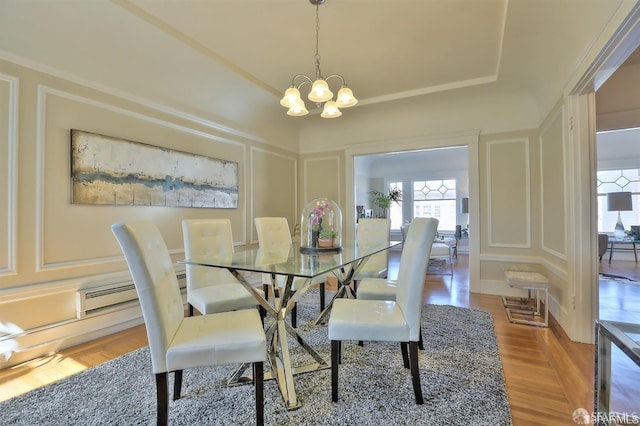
{"left": 300, "top": 198, "right": 342, "bottom": 253}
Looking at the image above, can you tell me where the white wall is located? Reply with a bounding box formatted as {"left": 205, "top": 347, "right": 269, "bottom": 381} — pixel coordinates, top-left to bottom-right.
{"left": 0, "top": 58, "right": 300, "bottom": 368}
{"left": 299, "top": 84, "right": 540, "bottom": 155}
{"left": 0, "top": 0, "right": 638, "bottom": 366}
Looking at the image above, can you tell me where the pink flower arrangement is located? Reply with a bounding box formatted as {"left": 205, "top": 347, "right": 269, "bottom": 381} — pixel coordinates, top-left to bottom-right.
{"left": 311, "top": 200, "right": 332, "bottom": 229}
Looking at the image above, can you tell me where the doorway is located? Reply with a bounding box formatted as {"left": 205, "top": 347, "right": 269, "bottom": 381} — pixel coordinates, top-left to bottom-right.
{"left": 353, "top": 147, "right": 469, "bottom": 245}
{"left": 344, "top": 131, "right": 480, "bottom": 293}
{"left": 592, "top": 42, "right": 640, "bottom": 326}
{"left": 595, "top": 127, "right": 640, "bottom": 324}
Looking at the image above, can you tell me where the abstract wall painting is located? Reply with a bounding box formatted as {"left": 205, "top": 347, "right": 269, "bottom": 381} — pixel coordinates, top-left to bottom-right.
{"left": 70, "top": 129, "right": 238, "bottom": 208}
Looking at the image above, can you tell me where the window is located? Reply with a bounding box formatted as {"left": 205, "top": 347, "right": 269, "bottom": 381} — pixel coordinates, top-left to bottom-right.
{"left": 412, "top": 179, "right": 456, "bottom": 230}
{"left": 597, "top": 169, "right": 640, "bottom": 234}
{"left": 388, "top": 181, "right": 403, "bottom": 230}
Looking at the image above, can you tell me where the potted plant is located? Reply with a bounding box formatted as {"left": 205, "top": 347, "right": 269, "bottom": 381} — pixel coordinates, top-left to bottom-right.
{"left": 369, "top": 188, "right": 402, "bottom": 218}
{"left": 318, "top": 229, "right": 338, "bottom": 248}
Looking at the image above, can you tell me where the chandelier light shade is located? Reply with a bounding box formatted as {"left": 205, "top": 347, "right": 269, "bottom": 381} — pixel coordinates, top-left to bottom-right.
{"left": 287, "top": 99, "right": 310, "bottom": 117}
{"left": 336, "top": 86, "right": 357, "bottom": 108}
{"left": 280, "top": 0, "right": 357, "bottom": 118}
{"left": 280, "top": 87, "right": 301, "bottom": 107}
{"left": 309, "top": 79, "right": 333, "bottom": 103}
{"left": 321, "top": 101, "right": 342, "bottom": 118}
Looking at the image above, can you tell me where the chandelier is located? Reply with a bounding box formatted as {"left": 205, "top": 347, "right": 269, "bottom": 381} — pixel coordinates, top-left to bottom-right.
{"left": 279, "top": 0, "right": 358, "bottom": 118}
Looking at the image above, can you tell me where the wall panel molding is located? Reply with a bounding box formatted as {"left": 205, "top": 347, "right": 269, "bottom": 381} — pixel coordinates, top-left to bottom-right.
{"left": 0, "top": 73, "right": 18, "bottom": 276}
{"left": 486, "top": 138, "right": 531, "bottom": 248}
{"left": 540, "top": 109, "right": 567, "bottom": 259}
{"left": 302, "top": 156, "right": 341, "bottom": 203}
{"left": 249, "top": 147, "right": 298, "bottom": 244}
{"left": 35, "top": 85, "right": 246, "bottom": 271}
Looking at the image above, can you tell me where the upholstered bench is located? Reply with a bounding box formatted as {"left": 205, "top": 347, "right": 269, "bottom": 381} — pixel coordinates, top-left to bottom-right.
{"left": 502, "top": 269, "right": 549, "bottom": 327}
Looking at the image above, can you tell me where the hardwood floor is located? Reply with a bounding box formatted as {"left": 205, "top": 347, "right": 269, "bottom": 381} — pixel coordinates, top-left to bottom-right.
{"left": 599, "top": 257, "right": 640, "bottom": 282}
{"left": 597, "top": 257, "right": 640, "bottom": 420}
{"left": 599, "top": 264, "right": 640, "bottom": 324}
{"left": 418, "top": 254, "right": 595, "bottom": 425}
{"left": 1, "top": 253, "right": 639, "bottom": 424}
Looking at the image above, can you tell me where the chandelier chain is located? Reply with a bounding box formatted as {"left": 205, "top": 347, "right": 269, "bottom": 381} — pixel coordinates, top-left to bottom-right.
{"left": 314, "top": 2, "right": 321, "bottom": 79}
{"left": 279, "top": 0, "right": 357, "bottom": 117}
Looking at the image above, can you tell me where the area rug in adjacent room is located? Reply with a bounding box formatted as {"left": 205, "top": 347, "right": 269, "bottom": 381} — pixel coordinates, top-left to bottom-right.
{"left": 0, "top": 299, "right": 512, "bottom": 425}
{"left": 599, "top": 273, "right": 637, "bottom": 283}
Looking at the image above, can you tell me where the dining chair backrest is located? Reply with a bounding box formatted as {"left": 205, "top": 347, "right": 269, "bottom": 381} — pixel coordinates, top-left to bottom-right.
{"left": 598, "top": 233, "right": 609, "bottom": 260}
{"left": 356, "top": 218, "right": 391, "bottom": 270}
{"left": 395, "top": 217, "right": 439, "bottom": 342}
{"left": 255, "top": 217, "right": 294, "bottom": 289}
{"left": 182, "top": 219, "right": 236, "bottom": 290}
{"left": 111, "top": 221, "right": 183, "bottom": 374}
{"left": 255, "top": 245, "right": 291, "bottom": 266}
{"left": 254, "top": 216, "right": 327, "bottom": 325}
{"left": 400, "top": 224, "right": 409, "bottom": 242}
{"left": 254, "top": 217, "right": 293, "bottom": 249}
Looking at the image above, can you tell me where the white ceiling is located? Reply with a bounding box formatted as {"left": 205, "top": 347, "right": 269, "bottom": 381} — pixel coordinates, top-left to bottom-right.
{"left": 597, "top": 127, "right": 640, "bottom": 167}
{"left": 0, "top": 0, "right": 634, "bottom": 133}
{"left": 356, "top": 146, "right": 469, "bottom": 172}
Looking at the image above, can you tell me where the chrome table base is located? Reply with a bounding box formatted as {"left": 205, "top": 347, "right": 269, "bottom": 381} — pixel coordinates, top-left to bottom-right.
{"left": 230, "top": 269, "right": 330, "bottom": 410}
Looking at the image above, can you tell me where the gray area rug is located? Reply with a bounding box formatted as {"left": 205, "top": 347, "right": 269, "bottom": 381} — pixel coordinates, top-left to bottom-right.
{"left": 0, "top": 291, "right": 512, "bottom": 425}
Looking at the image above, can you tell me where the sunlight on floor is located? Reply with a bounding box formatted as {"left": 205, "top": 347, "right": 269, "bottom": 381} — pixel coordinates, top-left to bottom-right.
{"left": 0, "top": 353, "right": 89, "bottom": 402}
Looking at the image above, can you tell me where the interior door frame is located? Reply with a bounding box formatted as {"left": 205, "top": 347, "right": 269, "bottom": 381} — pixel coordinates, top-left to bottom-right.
{"left": 344, "top": 130, "right": 481, "bottom": 293}
{"left": 567, "top": 3, "right": 640, "bottom": 342}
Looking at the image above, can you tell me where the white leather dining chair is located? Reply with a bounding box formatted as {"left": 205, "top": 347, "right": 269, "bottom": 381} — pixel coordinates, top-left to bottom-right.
{"left": 356, "top": 221, "right": 431, "bottom": 349}
{"left": 402, "top": 223, "right": 453, "bottom": 275}
{"left": 352, "top": 218, "right": 391, "bottom": 290}
{"left": 112, "top": 221, "right": 267, "bottom": 425}
{"left": 254, "top": 217, "right": 327, "bottom": 328}
{"left": 328, "top": 217, "right": 438, "bottom": 405}
{"left": 182, "top": 219, "right": 265, "bottom": 319}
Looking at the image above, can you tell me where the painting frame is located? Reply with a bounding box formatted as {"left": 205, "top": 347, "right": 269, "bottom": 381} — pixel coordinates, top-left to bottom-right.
{"left": 70, "top": 129, "right": 239, "bottom": 208}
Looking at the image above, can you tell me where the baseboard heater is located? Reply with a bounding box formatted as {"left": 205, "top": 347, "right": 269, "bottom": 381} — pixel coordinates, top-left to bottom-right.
{"left": 75, "top": 273, "right": 186, "bottom": 319}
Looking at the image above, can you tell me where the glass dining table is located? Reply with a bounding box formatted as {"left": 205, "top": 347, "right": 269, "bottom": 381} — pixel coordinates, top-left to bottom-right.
{"left": 181, "top": 240, "right": 400, "bottom": 410}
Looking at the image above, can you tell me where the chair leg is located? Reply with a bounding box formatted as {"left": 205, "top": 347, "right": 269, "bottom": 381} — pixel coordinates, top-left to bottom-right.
{"left": 400, "top": 342, "right": 409, "bottom": 368}
{"left": 291, "top": 304, "right": 297, "bottom": 329}
{"left": 320, "top": 282, "right": 326, "bottom": 311}
{"left": 448, "top": 252, "right": 453, "bottom": 275}
{"left": 409, "top": 341, "right": 424, "bottom": 404}
{"left": 172, "top": 370, "right": 183, "bottom": 400}
{"left": 263, "top": 284, "right": 269, "bottom": 302}
{"left": 418, "top": 326, "right": 424, "bottom": 350}
{"left": 155, "top": 372, "right": 169, "bottom": 426}
{"left": 331, "top": 340, "right": 340, "bottom": 402}
{"left": 358, "top": 340, "right": 363, "bottom": 347}
{"left": 188, "top": 304, "right": 194, "bottom": 317}
{"left": 254, "top": 362, "right": 264, "bottom": 426}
